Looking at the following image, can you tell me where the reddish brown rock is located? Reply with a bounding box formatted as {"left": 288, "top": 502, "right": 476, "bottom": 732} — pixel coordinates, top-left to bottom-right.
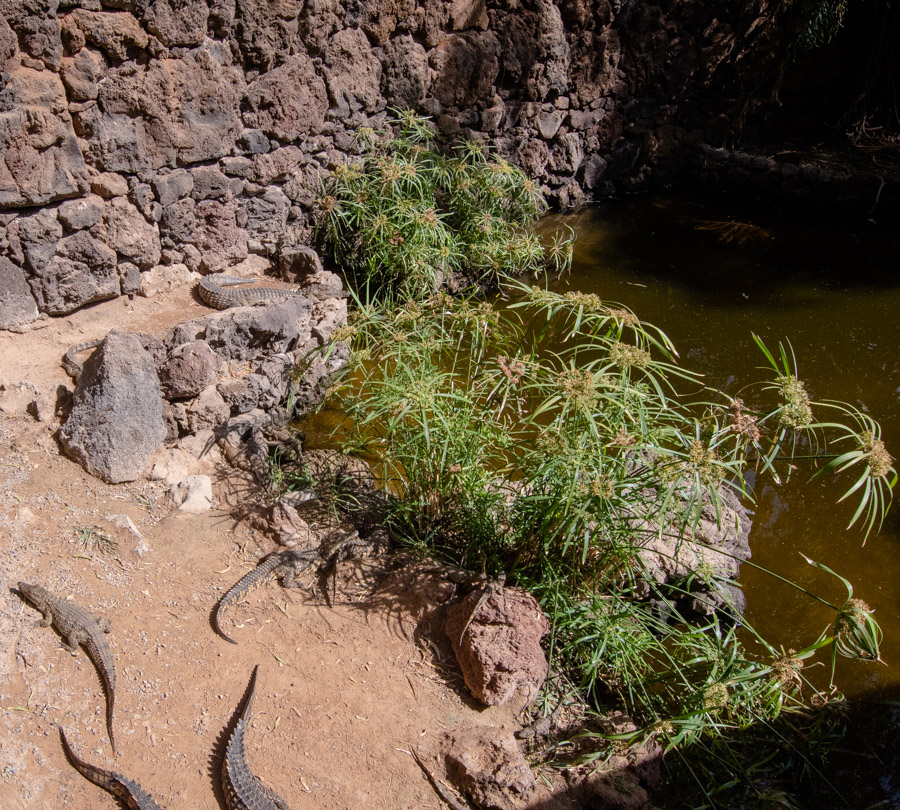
{"left": 233, "top": 0, "right": 302, "bottom": 70}
{"left": 0, "top": 0, "right": 61, "bottom": 69}
{"left": 192, "top": 199, "right": 249, "bottom": 273}
{"left": 81, "top": 42, "right": 244, "bottom": 172}
{"left": 443, "top": 727, "right": 536, "bottom": 810}
{"left": 0, "top": 67, "right": 90, "bottom": 208}
{"left": 90, "top": 172, "right": 130, "bottom": 198}
{"left": 190, "top": 166, "right": 231, "bottom": 200}
{"left": 68, "top": 10, "right": 149, "bottom": 62}
{"left": 91, "top": 196, "right": 161, "bottom": 268}
{"left": 159, "top": 339, "right": 222, "bottom": 399}
{"left": 60, "top": 47, "right": 106, "bottom": 101}
{"left": 145, "top": 0, "right": 210, "bottom": 47}
{"left": 358, "top": 0, "right": 418, "bottom": 45}
{"left": 29, "top": 230, "right": 119, "bottom": 314}
{"left": 323, "top": 28, "right": 382, "bottom": 113}
{"left": 516, "top": 138, "right": 550, "bottom": 179}
{"left": 449, "top": 0, "right": 489, "bottom": 30}
{"left": 531, "top": 0, "right": 570, "bottom": 99}
{"left": 429, "top": 31, "right": 499, "bottom": 110}
{"left": 244, "top": 53, "right": 328, "bottom": 141}
{"left": 445, "top": 585, "right": 550, "bottom": 707}
{"left": 378, "top": 35, "right": 430, "bottom": 109}
{"left": 0, "top": 12, "right": 18, "bottom": 73}
{"left": 251, "top": 146, "right": 304, "bottom": 185}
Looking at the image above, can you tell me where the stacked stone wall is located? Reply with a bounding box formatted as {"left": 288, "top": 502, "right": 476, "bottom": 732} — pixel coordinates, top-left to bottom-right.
{"left": 0, "top": 0, "right": 788, "bottom": 329}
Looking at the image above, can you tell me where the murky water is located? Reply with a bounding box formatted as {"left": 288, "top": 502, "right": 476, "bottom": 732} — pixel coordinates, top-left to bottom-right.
{"left": 543, "top": 195, "right": 900, "bottom": 700}
{"left": 303, "top": 193, "right": 899, "bottom": 700}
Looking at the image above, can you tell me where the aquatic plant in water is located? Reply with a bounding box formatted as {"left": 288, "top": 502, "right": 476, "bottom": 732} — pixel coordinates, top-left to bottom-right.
{"left": 302, "top": 279, "right": 895, "bottom": 807}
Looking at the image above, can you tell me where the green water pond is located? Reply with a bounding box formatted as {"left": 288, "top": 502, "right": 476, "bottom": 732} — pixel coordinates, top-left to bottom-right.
{"left": 543, "top": 195, "right": 900, "bottom": 701}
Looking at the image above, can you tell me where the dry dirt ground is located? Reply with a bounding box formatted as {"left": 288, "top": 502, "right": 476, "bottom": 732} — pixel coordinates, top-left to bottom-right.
{"left": 0, "top": 287, "right": 565, "bottom": 810}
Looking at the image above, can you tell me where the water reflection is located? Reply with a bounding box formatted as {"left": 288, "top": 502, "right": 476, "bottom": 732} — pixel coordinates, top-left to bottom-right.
{"left": 544, "top": 195, "right": 900, "bottom": 698}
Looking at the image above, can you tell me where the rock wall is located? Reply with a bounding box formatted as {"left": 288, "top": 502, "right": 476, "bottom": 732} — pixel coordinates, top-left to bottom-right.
{"left": 0, "top": 0, "right": 792, "bottom": 330}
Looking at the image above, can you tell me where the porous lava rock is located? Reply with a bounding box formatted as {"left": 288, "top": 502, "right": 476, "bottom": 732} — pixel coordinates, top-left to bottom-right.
{"left": 442, "top": 726, "right": 537, "bottom": 810}
{"left": 2, "top": 0, "right": 873, "bottom": 331}
{"left": 158, "top": 339, "right": 221, "bottom": 399}
{"left": 445, "top": 585, "right": 550, "bottom": 707}
{"left": 0, "top": 257, "right": 39, "bottom": 331}
{"left": 164, "top": 296, "right": 313, "bottom": 361}
{"left": 29, "top": 230, "right": 120, "bottom": 315}
{"left": 59, "top": 330, "right": 166, "bottom": 483}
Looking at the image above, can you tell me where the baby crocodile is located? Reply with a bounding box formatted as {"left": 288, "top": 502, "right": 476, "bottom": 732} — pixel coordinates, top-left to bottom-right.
{"left": 223, "top": 666, "right": 293, "bottom": 810}
{"left": 213, "top": 549, "right": 319, "bottom": 644}
{"left": 17, "top": 582, "right": 117, "bottom": 753}
{"left": 198, "top": 276, "right": 303, "bottom": 310}
{"left": 59, "top": 727, "right": 164, "bottom": 810}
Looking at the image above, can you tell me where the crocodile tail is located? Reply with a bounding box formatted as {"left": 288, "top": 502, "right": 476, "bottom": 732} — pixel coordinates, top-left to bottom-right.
{"left": 213, "top": 604, "right": 240, "bottom": 645}
{"left": 87, "top": 637, "right": 117, "bottom": 754}
{"left": 213, "top": 556, "right": 282, "bottom": 645}
{"left": 107, "top": 687, "right": 116, "bottom": 754}
{"left": 59, "top": 727, "right": 119, "bottom": 794}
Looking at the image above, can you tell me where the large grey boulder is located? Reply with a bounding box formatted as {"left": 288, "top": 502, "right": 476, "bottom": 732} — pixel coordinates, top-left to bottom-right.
{"left": 59, "top": 331, "right": 167, "bottom": 483}
{"left": 0, "top": 257, "right": 39, "bottom": 330}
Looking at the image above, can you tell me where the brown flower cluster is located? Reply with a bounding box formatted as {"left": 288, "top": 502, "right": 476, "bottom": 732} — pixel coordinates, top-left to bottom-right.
{"left": 776, "top": 374, "right": 813, "bottom": 428}
{"left": 317, "top": 195, "right": 337, "bottom": 213}
{"left": 729, "top": 398, "right": 761, "bottom": 443}
{"left": 608, "top": 308, "right": 640, "bottom": 328}
{"left": 498, "top": 355, "right": 526, "bottom": 385}
{"left": 610, "top": 342, "right": 651, "bottom": 370}
{"left": 556, "top": 368, "right": 598, "bottom": 409}
{"left": 861, "top": 430, "right": 893, "bottom": 478}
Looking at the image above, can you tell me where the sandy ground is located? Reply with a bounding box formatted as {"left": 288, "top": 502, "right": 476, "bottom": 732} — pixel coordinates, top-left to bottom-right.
{"left": 0, "top": 288, "right": 560, "bottom": 810}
